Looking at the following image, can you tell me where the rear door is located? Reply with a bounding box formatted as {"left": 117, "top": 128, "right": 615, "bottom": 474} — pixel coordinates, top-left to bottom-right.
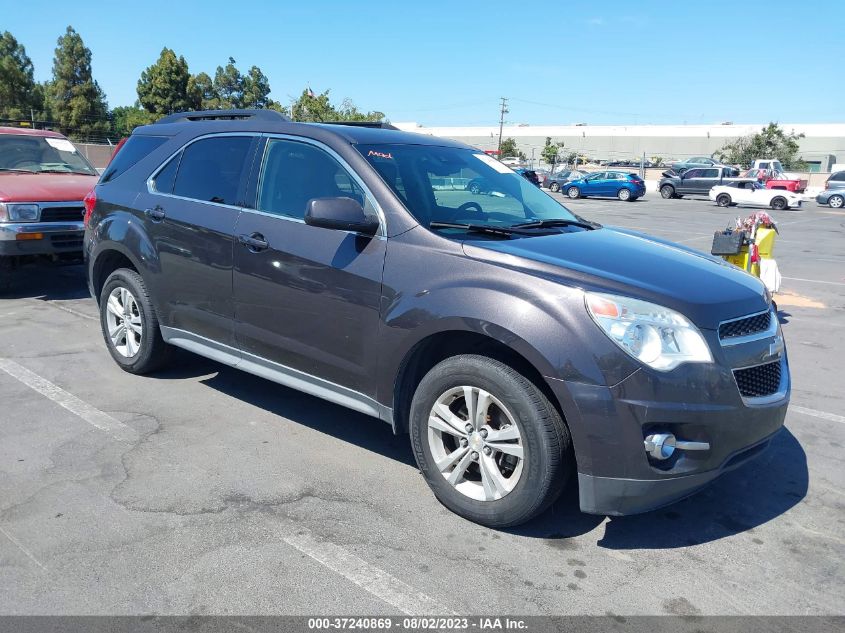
{"left": 232, "top": 136, "right": 386, "bottom": 395}
{"left": 135, "top": 134, "right": 257, "bottom": 347}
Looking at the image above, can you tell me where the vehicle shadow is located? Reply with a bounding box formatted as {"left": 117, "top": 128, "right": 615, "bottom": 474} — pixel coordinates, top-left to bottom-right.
{"left": 514, "top": 427, "right": 807, "bottom": 548}
{"left": 0, "top": 262, "right": 90, "bottom": 300}
{"left": 154, "top": 353, "right": 418, "bottom": 468}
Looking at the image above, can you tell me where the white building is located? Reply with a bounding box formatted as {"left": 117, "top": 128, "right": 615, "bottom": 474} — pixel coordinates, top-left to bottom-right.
{"left": 392, "top": 122, "right": 845, "bottom": 172}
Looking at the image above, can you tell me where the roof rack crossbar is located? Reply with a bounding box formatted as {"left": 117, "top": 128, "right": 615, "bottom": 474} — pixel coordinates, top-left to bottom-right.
{"left": 154, "top": 109, "right": 291, "bottom": 125}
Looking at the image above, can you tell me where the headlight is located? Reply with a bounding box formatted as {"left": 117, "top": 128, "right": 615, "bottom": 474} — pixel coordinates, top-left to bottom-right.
{"left": 585, "top": 291, "right": 712, "bottom": 371}
{"left": 0, "top": 203, "right": 40, "bottom": 222}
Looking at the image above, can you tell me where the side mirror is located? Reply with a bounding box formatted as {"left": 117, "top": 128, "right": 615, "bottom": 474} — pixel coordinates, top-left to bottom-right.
{"left": 305, "top": 197, "right": 379, "bottom": 235}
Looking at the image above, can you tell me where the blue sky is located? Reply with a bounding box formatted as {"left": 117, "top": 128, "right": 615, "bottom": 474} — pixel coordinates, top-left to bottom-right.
{"left": 4, "top": 0, "right": 841, "bottom": 126}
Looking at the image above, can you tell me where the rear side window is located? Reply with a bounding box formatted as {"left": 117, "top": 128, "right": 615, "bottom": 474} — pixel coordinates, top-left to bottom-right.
{"left": 172, "top": 136, "right": 252, "bottom": 205}
{"left": 152, "top": 153, "right": 180, "bottom": 194}
{"left": 100, "top": 135, "right": 167, "bottom": 184}
{"left": 830, "top": 172, "right": 845, "bottom": 181}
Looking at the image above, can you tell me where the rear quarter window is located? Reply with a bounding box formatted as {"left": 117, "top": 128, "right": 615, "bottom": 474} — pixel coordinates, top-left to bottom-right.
{"left": 100, "top": 135, "right": 168, "bottom": 184}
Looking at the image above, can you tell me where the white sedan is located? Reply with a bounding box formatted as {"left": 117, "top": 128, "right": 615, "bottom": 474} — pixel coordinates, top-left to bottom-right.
{"left": 709, "top": 181, "right": 802, "bottom": 210}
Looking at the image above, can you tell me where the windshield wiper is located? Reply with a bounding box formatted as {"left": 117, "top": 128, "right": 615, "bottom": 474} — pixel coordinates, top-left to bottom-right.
{"left": 429, "top": 221, "right": 516, "bottom": 237}
{"left": 509, "top": 218, "right": 599, "bottom": 230}
{"left": 38, "top": 169, "right": 95, "bottom": 175}
{"left": 0, "top": 168, "right": 35, "bottom": 174}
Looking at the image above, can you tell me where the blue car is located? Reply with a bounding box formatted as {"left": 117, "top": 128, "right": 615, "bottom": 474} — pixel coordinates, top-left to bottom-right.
{"left": 563, "top": 171, "right": 646, "bottom": 201}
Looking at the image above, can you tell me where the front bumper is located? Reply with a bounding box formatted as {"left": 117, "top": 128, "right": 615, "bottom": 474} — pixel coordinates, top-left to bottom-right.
{"left": 0, "top": 221, "right": 84, "bottom": 257}
{"left": 547, "top": 322, "right": 790, "bottom": 516}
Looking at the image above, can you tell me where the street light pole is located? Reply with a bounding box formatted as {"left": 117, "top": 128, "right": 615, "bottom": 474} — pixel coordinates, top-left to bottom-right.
{"left": 497, "top": 97, "right": 508, "bottom": 155}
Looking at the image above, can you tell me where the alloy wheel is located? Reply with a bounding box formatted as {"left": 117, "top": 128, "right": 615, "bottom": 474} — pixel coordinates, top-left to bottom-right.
{"left": 829, "top": 195, "right": 844, "bottom": 209}
{"left": 427, "top": 386, "right": 524, "bottom": 502}
{"left": 105, "top": 287, "right": 143, "bottom": 357}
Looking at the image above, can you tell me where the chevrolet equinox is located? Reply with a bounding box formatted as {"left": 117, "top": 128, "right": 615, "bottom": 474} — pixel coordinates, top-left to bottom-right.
{"left": 84, "top": 110, "right": 790, "bottom": 527}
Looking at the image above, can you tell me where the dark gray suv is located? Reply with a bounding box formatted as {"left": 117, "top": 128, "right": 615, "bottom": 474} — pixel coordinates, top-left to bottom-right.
{"left": 84, "top": 110, "right": 790, "bottom": 527}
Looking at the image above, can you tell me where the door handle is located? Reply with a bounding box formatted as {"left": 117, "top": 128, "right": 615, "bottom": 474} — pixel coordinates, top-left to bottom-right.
{"left": 144, "top": 206, "right": 166, "bottom": 222}
{"left": 238, "top": 232, "right": 269, "bottom": 252}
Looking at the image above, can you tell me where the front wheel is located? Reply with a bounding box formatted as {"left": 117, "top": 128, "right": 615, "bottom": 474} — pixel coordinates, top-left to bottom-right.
{"left": 99, "top": 268, "right": 171, "bottom": 374}
{"left": 549, "top": 182, "right": 560, "bottom": 193}
{"left": 716, "top": 193, "right": 732, "bottom": 207}
{"left": 566, "top": 186, "right": 581, "bottom": 199}
{"left": 409, "top": 355, "right": 571, "bottom": 528}
{"left": 660, "top": 185, "right": 675, "bottom": 199}
{"left": 770, "top": 196, "right": 787, "bottom": 210}
{"left": 827, "top": 194, "right": 844, "bottom": 209}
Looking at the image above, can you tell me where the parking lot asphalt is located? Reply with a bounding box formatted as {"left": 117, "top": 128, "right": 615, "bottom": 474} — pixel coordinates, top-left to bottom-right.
{"left": 0, "top": 193, "right": 843, "bottom": 616}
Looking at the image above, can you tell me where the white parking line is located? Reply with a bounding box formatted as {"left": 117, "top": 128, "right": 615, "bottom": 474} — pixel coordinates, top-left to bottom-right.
{"left": 38, "top": 300, "right": 99, "bottom": 322}
{"left": 283, "top": 530, "right": 453, "bottom": 615}
{"left": 0, "top": 525, "right": 46, "bottom": 571}
{"left": 782, "top": 276, "right": 845, "bottom": 287}
{"left": 0, "top": 358, "right": 138, "bottom": 442}
{"left": 791, "top": 405, "right": 845, "bottom": 425}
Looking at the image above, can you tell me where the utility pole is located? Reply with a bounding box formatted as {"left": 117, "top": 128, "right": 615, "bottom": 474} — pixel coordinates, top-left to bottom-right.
{"left": 497, "top": 97, "right": 508, "bottom": 155}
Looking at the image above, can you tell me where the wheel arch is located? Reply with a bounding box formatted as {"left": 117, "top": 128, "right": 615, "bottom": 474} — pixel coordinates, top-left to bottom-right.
{"left": 90, "top": 243, "right": 144, "bottom": 304}
{"left": 390, "top": 327, "right": 564, "bottom": 436}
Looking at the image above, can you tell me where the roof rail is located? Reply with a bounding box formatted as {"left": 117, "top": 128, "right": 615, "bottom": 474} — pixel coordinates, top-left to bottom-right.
{"left": 321, "top": 121, "right": 399, "bottom": 130}
{"left": 154, "top": 109, "right": 291, "bottom": 125}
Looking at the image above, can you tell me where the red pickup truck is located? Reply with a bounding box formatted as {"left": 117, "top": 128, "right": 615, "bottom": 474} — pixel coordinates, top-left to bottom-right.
{"left": 0, "top": 127, "right": 99, "bottom": 277}
{"left": 744, "top": 168, "right": 807, "bottom": 193}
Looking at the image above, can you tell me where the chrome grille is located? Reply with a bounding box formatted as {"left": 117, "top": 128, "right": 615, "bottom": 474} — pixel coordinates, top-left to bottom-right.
{"left": 719, "top": 311, "right": 772, "bottom": 341}
{"left": 733, "top": 361, "right": 782, "bottom": 398}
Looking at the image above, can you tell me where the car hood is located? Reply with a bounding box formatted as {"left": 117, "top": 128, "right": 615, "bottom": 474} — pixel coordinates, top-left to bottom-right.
{"left": 0, "top": 173, "right": 98, "bottom": 203}
{"left": 461, "top": 227, "right": 769, "bottom": 329}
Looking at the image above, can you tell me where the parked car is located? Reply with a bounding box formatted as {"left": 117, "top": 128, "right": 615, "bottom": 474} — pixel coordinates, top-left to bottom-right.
{"left": 658, "top": 166, "right": 742, "bottom": 199}
{"left": 85, "top": 109, "right": 789, "bottom": 527}
{"left": 513, "top": 168, "right": 540, "bottom": 186}
{"left": 744, "top": 168, "right": 807, "bottom": 193}
{"left": 671, "top": 156, "right": 725, "bottom": 174}
{"left": 545, "top": 170, "right": 586, "bottom": 192}
{"left": 0, "top": 127, "right": 99, "bottom": 277}
{"left": 533, "top": 169, "right": 550, "bottom": 188}
{"left": 710, "top": 181, "right": 802, "bottom": 210}
{"left": 816, "top": 171, "right": 845, "bottom": 208}
{"left": 564, "top": 171, "right": 646, "bottom": 201}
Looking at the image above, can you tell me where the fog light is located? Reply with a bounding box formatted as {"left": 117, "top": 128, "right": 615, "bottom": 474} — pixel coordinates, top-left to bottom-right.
{"left": 644, "top": 433, "right": 711, "bottom": 460}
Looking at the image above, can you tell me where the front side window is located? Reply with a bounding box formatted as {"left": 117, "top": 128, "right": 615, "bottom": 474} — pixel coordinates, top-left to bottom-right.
{"left": 684, "top": 169, "right": 702, "bottom": 178}
{"left": 258, "top": 138, "right": 370, "bottom": 220}
{"left": 700, "top": 169, "right": 719, "bottom": 178}
{"left": 0, "top": 133, "right": 98, "bottom": 177}
{"left": 356, "top": 144, "right": 579, "bottom": 229}
{"left": 172, "top": 136, "right": 252, "bottom": 205}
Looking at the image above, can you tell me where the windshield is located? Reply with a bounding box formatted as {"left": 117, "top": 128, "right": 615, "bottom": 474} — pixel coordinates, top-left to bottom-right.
{"left": 0, "top": 134, "right": 98, "bottom": 175}
{"left": 356, "top": 144, "right": 580, "bottom": 230}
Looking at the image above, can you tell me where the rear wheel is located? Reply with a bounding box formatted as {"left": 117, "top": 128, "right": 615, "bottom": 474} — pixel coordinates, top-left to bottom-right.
{"left": 566, "top": 186, "right": 581, "bottom": 199}
{"left": 549, "top": 182, "right": 560, "bottom": 193}
{"left": 617, "top": 188, "right": 632, "bottom": 201}
{"left": 660, "top": 185, "right": 675, "bottom": 199}
{"left": 770, "top": 196, "right": 787, "bottom": 210}
{"left": 828, "top": 194, "right": 844, "bottom": 209}
{"left": 99, "top": 268, "right": 170, "bottom": 374}
{"left": 468, "top": 182, "right": 481, "bottom": 194}
{"left": 716, "top": 193, "right": 732, "bottom": 207}
{"left": 409, "top": 355, "right": 571, "bottom": 528}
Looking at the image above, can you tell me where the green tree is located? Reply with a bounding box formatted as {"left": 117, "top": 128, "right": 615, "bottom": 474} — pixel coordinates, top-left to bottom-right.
{"left": 0, "top": 30, "right": 39, "bottom": 119}
{"left": 499, "top": 137, "right": 518, "bottom": 158}
{"left": 289, "top": 88, "right": 383, "bottom": 123}
{"left": 242, "top": 65, "right": 272, "bottom": 109}
{"left": 213, "top": 57, "right": 244, "bottom": 109}
{"left": 188, "top": 71, "right": 215, "bottom": 109}
{"left": 111, "top": 105, "right": 157, "bottom": 137}
{"left": 48, "top": 26, "right": 109, "bottom": 140}
{"left": 137, "top": 48, "right": 194, "bottom": 115}
{"left": 716, "top": 123, "right": 806, "bottom": 170}
{"left": 541, "top": 137, "right": 565, "bottom": 167}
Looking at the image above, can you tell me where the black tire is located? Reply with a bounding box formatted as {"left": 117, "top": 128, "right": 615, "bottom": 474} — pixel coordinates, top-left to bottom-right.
{"left": 99, "top": 268, "right": 171, "bottom": 374}
{"left": 566, "top": 186, "right": 581, "bottom": 199}
{"left": 829, "top": 194, "right": 844, "bottom": 209}
{"left": 468, "top": 182, "right": 481, "bottom": 194}
{"left": 549, "top": 182, "right": 560, "bottom": 193}
{"left": 716, "top": 193, "right": 732, "bottom": 207}
{"left": 660, "top": 185, "right": 675, "bottom": 199}
{"left": 770, "top": 196, "right": 787, "bottom": 210}
{"left": 617, "top": 188, "right": 632, "bottom": 201}
{"left": 409, "top": 355, "right": 571, "bottom": 528}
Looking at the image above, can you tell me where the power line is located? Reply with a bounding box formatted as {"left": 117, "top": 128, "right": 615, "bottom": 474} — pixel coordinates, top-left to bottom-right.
{"left": 497, "top": 97, "right": 508, "bottom": 154}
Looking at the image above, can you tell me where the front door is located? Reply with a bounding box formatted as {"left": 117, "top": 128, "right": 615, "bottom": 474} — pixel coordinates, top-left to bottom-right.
{"left": 233, "top": 137, "right": 386, "bottom": 395}
{"left": 135, "top": 134, "right": 256, "bottom": 347}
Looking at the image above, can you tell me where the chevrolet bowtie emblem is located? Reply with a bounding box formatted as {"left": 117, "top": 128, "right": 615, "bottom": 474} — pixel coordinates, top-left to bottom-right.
{"left": 768, "top": 336, "right": 784, "bottom": 359}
